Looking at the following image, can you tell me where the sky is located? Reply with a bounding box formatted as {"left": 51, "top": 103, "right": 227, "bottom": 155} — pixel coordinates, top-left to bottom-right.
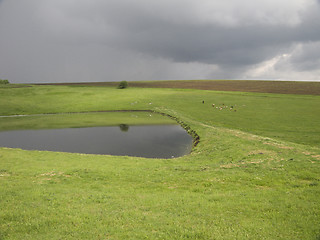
{"left": 0, "top": 0, "right": 319, "bottom": 83}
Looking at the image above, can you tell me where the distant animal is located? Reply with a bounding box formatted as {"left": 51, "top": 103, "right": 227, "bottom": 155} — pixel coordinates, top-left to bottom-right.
{"left": 202, "top": 100, "right": 205, "bottom": 104}
{"left": 212, "top": 104, "right": 215, "bottom": 107}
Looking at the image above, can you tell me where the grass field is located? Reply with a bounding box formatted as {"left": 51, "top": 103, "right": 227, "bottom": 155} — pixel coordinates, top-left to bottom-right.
{"left": 0, "top": 81, "right": 320, "bottom": 239}
{"left": 39, "top": 79, "right": 320, "bottom": 95}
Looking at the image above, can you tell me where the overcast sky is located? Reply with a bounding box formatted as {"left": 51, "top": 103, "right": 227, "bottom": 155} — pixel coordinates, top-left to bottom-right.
{"left": 0, "top": 0, "right": 319, "bottom": 83}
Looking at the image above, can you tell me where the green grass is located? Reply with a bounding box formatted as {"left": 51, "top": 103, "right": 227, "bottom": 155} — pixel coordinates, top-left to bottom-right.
{"left": 0, "top": 83, "right": 319, "bottom": 239}
{"left": 0, "top": 111, "right": 176, "bottom": 131}
{"left": 1, "top": 85, "right": 319, "bottom": 147}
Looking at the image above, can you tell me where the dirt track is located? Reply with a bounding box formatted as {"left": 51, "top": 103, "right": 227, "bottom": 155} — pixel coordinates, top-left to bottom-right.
{"left": 38, "top": 80, "right": 320, "bottom": 95}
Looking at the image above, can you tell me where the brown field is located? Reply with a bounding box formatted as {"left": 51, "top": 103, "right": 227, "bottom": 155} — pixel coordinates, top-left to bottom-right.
{"left": 38, "top": 80, "right": 320, "bottom": 95}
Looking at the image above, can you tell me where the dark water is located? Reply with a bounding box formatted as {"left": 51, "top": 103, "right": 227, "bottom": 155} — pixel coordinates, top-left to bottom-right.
{"left": 0, "top": 125, "right": 193, "bottom": 158}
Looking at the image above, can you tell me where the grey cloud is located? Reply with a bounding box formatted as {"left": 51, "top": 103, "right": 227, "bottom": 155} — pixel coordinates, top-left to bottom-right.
{"left": 71, "top": 0, "right": 319, "bottom": 68}
{"left": 289, "top": 42, "right": 320, "bottom": 71}
{"left": 0, "top": 0, "right": 319, "bottom": 83}
{"left": 110, "top": 21, "right": 295, "bottom": 66}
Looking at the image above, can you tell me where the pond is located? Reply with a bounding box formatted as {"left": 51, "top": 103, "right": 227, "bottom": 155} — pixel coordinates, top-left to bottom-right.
{"left": 0, "top": 113, "right": 194, "bottom": 158}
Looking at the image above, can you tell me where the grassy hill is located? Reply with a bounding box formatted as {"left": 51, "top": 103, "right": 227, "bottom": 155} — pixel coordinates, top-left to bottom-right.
{"left": 0, "top": 81, "right": 319, "bottom": 239}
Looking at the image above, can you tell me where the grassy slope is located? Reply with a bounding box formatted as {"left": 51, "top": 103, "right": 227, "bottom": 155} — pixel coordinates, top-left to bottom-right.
{"left": 0, "top": 84, "right": 319, "bottom": 239}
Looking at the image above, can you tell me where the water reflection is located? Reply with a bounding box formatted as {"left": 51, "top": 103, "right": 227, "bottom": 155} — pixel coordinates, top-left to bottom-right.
{"left": 119, "top": 124, "right": 129, "bottom": 132}
{"left": 0, "top": 125, "right": 193, "bottom": 158}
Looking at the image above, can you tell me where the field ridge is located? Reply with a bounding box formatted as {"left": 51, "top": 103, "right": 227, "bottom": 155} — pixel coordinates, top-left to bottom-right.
{"left": 38, "top": 80, "right": 320, "bottom": 95}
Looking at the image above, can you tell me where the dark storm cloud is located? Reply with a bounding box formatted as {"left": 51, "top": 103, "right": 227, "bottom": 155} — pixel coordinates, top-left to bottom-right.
{"left": 0, "top": 0, "right": 319, "bottom": 83}
{"left": 114, "top": 23, "right": 293, "bottom": 66}
{"left": 102, "top": 1, "right": 320, "bottom": 67}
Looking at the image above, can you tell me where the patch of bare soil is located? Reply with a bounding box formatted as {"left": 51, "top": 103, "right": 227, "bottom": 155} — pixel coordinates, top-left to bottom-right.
{"left": 129, "top": 80, "right": 320, "bottom": 95}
